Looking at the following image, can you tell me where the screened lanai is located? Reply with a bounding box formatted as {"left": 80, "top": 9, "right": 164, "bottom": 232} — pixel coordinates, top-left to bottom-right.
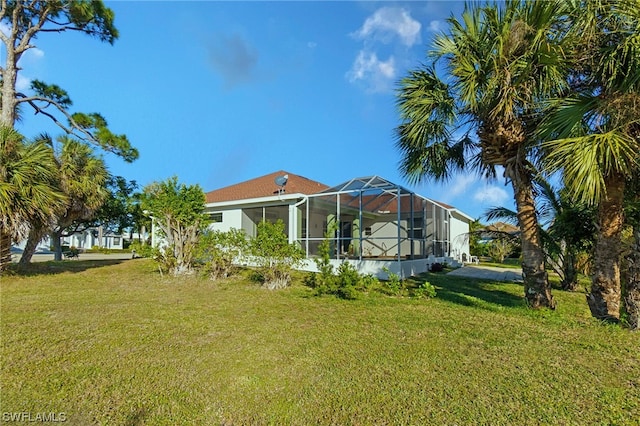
{"left": 293, "top": 176, "right": 452, "bottom": 262}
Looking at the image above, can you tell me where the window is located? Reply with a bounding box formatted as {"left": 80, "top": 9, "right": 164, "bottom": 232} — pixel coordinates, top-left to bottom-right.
{"left": 410, "top": 217, "right": 424, "bottom": 239}
{"left": 364, "top": 227, "right": 372, "bottom": 236}
{"left": 113, "top": 237, "right": 121, "bottom": 245}
{"left": 209, "top": 212, "right": 223, "bottom": 223}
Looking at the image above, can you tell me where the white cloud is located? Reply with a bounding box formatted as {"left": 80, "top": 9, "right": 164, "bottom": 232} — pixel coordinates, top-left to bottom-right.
{"left": 352, "top": 7, "right": 421, "bottom": 47}
{"left": 428, "top": 20, "right": 445, "bottom": 33}
{"left": 15, "top": 74, "right": 31, "bottom": 92}
{"left": 473, "top": 185, "right": 509, "bottom": 205}
{"left": 27, "top": 47, "right": 44, "bottom": 59}
{"left": 346, "top": 50, "right": 396, "bottom": 93}
{"left": 448, "top": 173, "right": 477, "bottom": 198}
{"left": 307, "top": 41, "right": 317, "bottom": 49}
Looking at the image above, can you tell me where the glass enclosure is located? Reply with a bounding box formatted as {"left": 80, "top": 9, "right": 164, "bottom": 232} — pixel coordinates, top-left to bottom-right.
{"left": 294, "top": 176, "right": 451, "bottom": 261}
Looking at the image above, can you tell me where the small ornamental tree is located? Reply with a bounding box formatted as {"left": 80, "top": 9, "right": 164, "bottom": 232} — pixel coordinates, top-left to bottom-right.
{"left": 196, "top": 228, "right": 248, "bottom": 280}
{"left": 487, "top": 239, "right": 516, "bottom": 264}
{"left": 141, "top": 177, "right": 208, "bottom": 276}
{"left": 250, "top": 220, "right": 304, "bottom": 290}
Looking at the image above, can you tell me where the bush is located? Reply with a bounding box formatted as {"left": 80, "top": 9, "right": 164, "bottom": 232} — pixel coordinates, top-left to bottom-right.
{"left": 129, "top": 241, "right": 155, "bottom": 258}
{"left": 413, "top": 280, "right": 437, "bottom": 298}
{"left": 305, "top": 237, "right": 378, "bottom": 299}
{"left": 335, "top": 262, "right": 361, "bottom": 300}
{"left": 250, "top": 220, "right": 304, "bottom": 290}
{"left": 196, "top": 229, "right": 247, "bottom": 280}
{"left": 382, "top": 267, "right": 404, "bottom": 295}
{"left": 429, "top": 262, "right": 444, "bottom": 272}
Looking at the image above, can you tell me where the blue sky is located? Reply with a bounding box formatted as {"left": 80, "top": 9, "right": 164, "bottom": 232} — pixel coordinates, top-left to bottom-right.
{"left": 4, "top": 1, "right": 514, "bottom": 221}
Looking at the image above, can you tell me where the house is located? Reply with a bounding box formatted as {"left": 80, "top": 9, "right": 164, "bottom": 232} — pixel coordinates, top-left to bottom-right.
{"left": 204, "top": 171, "right": 474, "bottom": 278}
{"left": 64, "top": 227, "right": 124, "bottom": 250}
{"left": 13, "top": 227, "right": 124, "bottom": 253}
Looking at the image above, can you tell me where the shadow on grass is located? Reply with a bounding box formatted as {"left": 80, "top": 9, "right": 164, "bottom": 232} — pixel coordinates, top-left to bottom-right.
{"left": 7, "top": 259, "right": 128, "bottom": 276}
{"left": 411, "top": 272, "right": 526, "bottom": 311}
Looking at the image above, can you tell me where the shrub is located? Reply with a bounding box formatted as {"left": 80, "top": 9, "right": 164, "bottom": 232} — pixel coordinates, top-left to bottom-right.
{"left": 382, "top": 267, "right": 404, "bottom": 295}
{"left": 487, "top": 239, "right": 515, "bottom": 263}
{"left": 413, "top": 280, "right": 437, "bottom": 298}
{"left": 129, "top": 241, "right": 155, "bottom": 258}
{"left": 305, "top": 237, "right": 379, "bottom": 299}
{"left": 250, "top": 220, "right": 304, "bottom": 290}
{"left": 196, "top": 228, "right": 248, "bottom": 280}
{"left": 429, "top": 262, "right": 444, "bottom": 273}
{"left": 335, "top": 262, "right": 361, "bottom": 300}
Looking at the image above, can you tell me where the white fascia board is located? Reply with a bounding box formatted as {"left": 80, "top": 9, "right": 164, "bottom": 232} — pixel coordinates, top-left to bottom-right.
{"left": 450, "top": 208, "right": 475, "bottom": 223}
{"left": 205, "top": 193, "right": 307, "bottom": 210}
{"left": 421, "top": 195, "right": 474, "bottom": 223}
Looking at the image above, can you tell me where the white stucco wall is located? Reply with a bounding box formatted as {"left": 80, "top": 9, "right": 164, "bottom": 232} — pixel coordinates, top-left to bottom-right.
{"left": 449, "top": 211, "right": 472, "bottom": 261}
{"left": 207, "top": 208, "right": 243, "bottom": 233}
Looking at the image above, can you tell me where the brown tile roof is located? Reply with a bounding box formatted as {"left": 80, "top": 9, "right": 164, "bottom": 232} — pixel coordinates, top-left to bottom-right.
{"left": 205, "top": 170, "right": 330, "bottom": 203}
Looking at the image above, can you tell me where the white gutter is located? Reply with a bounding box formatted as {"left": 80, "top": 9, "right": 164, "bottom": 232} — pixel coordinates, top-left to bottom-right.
{"left": 205, "top": 193, "right": 307, "bottom": 209}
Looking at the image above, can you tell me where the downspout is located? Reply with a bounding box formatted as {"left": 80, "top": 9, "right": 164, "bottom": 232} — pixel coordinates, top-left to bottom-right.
{"left": 336, "top": 193, "right": 341, "bottom": 261}
{"left": 359, "top": 190, "right": 363, "bottom": 261}
{"left": 397, "top": 185, "right": 402, "bottom": 278}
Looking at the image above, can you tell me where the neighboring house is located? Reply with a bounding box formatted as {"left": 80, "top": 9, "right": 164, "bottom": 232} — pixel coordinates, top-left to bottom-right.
{"left": 64, "top": 228, "right": 124, "bottom": 250}
{"left": 204, "top": 170, "right": 474, "bottom": 278}
{"left": 478, "top": 222, "right": 520, "bottom": 244}
{"left": 13, "top": 227, "right": 124, "bottom": 253}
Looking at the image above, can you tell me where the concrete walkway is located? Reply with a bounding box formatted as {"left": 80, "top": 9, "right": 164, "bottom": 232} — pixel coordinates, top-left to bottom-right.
{"left": 447, "top": 264, "right": 523, "bottom": 282}
{"left": 12, "top": 252, "right": 134, "bottom": 263}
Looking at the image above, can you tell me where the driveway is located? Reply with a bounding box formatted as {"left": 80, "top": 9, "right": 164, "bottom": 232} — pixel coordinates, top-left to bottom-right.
{"left": 447, "top": 265, "right": 523, "bottom": 282}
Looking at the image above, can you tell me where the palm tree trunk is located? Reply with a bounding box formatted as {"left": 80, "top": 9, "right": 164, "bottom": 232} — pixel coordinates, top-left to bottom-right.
{"left": 624, "top": 229, "right": 640, "bottom": 330}
{"left": 51, "top": 230, "right": 63, "bottom": 261}
{"left": 0, "top": 228, "right": 12, "bottom": 272}
{"left": 511, "top": 174, "right": 555, "bottom": 309}
{"left": 19, "top": 225, "right": 47, "bottom": 265}
{"left": 588, "top": 173, "right": 625, "bottom": 322}
{"left": 562, "top": 251, "right": 580, "bottom": 291}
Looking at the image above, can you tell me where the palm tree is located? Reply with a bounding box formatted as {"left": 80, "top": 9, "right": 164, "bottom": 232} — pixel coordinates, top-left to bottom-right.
{"left": 541, "top": 0, "right": 640, "bottom": 321}
{"left": 0, "top": 126, "right": 65, "bottom": 272}
{"left": 624, "top": 178, "right": 640, "bottom": 329}
{"left": 396, "top": 1, "right": 566, "bottom": 308}
{"left": 19, "top": 136, "right": 109, "bottom": 264}
{"left": 484, "top": 178, "right": 597, "bottom": 291}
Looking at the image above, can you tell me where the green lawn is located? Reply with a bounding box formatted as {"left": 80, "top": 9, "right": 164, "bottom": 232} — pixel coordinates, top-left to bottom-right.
{"left": 1, "top": 259, "right": 638, "bottom": 425}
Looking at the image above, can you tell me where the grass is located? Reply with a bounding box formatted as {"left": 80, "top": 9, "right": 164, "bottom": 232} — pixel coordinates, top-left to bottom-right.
{"left": 1, "top": 259, "right": 639, "bottom": 425}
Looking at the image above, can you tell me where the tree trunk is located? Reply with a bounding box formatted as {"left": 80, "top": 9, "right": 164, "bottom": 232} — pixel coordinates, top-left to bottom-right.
{"left": 511, "top": 174, "right": 555, "bottom": 309}
{"left": 51, "top": 230, "right": 63, "bottom": 261}
{"left": 624, "top": 229, "right": 640, "bottom": 330}
{"left": 1, "top": 41, "right": 19, "bottom": 127}
{"left": 19, "top": 225, "right": 48, "bottom": 265}
{"left": 0, "top": 228, "right": 12, "bottom": 272}
{"left": 562, "top": 251, "right": 580, "bottom": 291}
{"left": 588, "top": 173, "right": 625, "bottom": 322}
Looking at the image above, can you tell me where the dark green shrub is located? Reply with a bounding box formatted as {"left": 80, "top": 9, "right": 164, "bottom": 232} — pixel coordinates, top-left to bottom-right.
{"left": 430, "top": 262, "right": 444, "bottom": 272}
{"left": 335, "top": 262, "right": 360, "bottom": 300}
{"left": 305, "top": 236, "right": 379, "bottom": 299}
